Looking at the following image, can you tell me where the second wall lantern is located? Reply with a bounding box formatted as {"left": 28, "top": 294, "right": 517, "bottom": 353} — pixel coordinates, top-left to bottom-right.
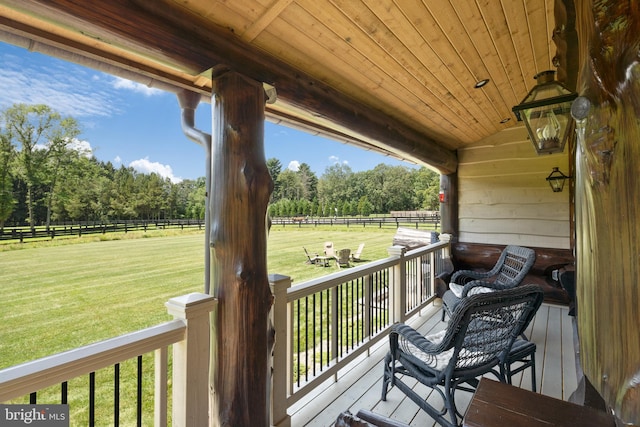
{"left": 512, "top": 70, "right": 577, "bottom": 155}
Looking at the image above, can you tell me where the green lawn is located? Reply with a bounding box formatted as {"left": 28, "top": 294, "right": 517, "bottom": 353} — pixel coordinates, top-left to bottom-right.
{"left": 0, "top": 225, "right": 407, "bottom": 369}
{"left": 1, "top": 225, "right": 433, "bottom": 425}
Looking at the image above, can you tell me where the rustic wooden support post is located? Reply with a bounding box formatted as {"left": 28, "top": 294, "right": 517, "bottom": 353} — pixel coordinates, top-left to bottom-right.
{"left": 572, "top": 2, "right": 640, "bottom": 423}
{"left": 387, "top": 245, "right": 407, "bottom": 323}
{"left": 209, "top": 69, "right": 274, "bottom": 426}
{"left": 269, "top": 274, "right": 292, "bottom": 427}
{"left": 166, "top": 293, "right": 217, "bottom": 427}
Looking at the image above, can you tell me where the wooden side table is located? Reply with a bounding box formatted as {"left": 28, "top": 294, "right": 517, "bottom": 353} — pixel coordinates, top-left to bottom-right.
{"left": 463, "top": 378, "right": 615, "bottom": 427}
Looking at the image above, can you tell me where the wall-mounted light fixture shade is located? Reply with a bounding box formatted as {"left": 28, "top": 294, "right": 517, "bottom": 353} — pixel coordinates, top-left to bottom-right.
{"left": 512, "top": 70, "right": 578, "bottom": 155}
{"left": 546, "top": 167, "right": 571, "bottom": 192}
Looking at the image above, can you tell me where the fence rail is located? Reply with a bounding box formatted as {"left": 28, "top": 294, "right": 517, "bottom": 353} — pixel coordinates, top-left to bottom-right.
{"left": 270, "top": 215, "right": 440, "bottom": 229}
{"left": 0, "top": 219, "right": 205, "bottom": 242}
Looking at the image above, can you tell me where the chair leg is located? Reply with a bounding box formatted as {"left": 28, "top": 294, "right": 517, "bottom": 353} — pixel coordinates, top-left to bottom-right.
{"left": 381, "top": 353, "right": 393, "bottom": 400}
{"left": 530, "top": 352, "right": 537, "bottom": 392}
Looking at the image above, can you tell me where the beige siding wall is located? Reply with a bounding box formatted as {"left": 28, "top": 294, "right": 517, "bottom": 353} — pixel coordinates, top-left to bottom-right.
{"left": 457, "top": 126, "right": 571, "bottom": 249}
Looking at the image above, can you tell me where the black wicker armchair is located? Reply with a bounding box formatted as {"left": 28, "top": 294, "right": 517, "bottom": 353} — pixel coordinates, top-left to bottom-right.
{"left": 441, "top": 245, "right": 536, "bottom": 321}
{"left": 382, "top": 285, "right": 544, "bottom": 427}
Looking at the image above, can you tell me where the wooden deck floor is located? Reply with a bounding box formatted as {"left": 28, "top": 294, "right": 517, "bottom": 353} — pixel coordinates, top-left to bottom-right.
{"left": 290, "top": 301, "right": 578, "bottom": 426}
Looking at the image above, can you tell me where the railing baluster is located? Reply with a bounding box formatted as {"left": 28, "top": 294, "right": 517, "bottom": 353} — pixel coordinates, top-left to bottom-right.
{"left": 137, "top": 355, "right": 142, "bottom": 427}
{"left": 89, "top": 372, "right": 95, "bottom": 427}
{"left": 114, "top": 363, "right": 120, "bottom": 427}
{"left": 304, "top": 296, "right": 309, "bottom": 382}
{"left": 312, "top": 293, "right": 316, "bottom": 377}
{"left": 30, "top": 392, "right": 36, "bottom": 404}
{"left": 61, "top": 381, "right": 67, "bottom": 404}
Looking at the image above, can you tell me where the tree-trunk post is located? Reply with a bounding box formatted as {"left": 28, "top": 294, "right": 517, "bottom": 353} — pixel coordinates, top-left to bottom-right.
{"left": 208, "top": 69, "right": 274, "bottom": 427}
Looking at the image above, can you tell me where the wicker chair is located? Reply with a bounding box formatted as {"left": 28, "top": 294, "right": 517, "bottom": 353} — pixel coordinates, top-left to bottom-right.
{"left": 441, "top": 245, "right": 536, "bottom": 321}
{"left": 382, "top": 285, "right": 544, "bottom": 427}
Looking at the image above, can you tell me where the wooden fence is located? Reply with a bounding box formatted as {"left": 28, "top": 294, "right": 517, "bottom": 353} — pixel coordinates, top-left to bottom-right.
{"left": 270, "top": 215, "right": 440, "bottom": 229}
{"left": 0, "top": 219, "right": 205, "bottom": 242}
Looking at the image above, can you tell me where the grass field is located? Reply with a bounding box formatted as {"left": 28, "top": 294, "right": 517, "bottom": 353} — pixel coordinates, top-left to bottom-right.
{"left": 0, "top": 224, "right": 432, "bottom": 425}
{"left": 0, "top": 225, "right": 408, "bottom": 369}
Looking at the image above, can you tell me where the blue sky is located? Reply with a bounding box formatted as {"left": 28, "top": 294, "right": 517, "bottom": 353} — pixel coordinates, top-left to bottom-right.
{"left": 0, "top": 42, "right": 416, "bottom": 183}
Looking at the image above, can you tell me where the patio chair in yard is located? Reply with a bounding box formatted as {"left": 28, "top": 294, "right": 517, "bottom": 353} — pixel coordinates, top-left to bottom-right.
{"left": 381, "top": 285, "right": 544, "bottom": 427}
{"left": 324, "top": 241, "right": 336, "bottom": 257}
{"left": 350, "top": 243, "right": 365, "bottom": 261}
{"left": 441, "top": 245, "right": 536, "bottom": 321}
{"left": 303, "top": 247, "right": 319, "bottom": 265}
{"left": 336, "top": 248, "right": 351, "bottom": 268}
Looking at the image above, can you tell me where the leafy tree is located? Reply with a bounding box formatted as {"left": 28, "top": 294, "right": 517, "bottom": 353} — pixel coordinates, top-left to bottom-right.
{"left": 357, "top": 196, "right": 373, "bottom": 216}
{"left": 296, "top": 163, "right": 318, "bottom": 200}
{"left": 0, "top": 129, "right": 16, "bottom": 231}
{"left": 317, "top": 163, "right": 354, "bottom": 206}
{"left": 412, "top": 167, "right": 440, "bottom": 210}
{"left": 266, "top": 157, "right": 282, "bottom": 201}
{"left": 185, "top": 177, "right": 206, "bottom": 219}
{"left": 276, "top": 169, "right": 304, "bottom": 200}
{"left": 1, "top": 104, "right": 80, "bottom": 231}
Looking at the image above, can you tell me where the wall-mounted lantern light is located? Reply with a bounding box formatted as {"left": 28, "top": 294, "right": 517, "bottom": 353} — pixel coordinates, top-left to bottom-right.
{"left": 546, "top": 167, "right": 571, "bottom": 192}
{"left": 512, "top": 70, "right": 578, "bottom": 155}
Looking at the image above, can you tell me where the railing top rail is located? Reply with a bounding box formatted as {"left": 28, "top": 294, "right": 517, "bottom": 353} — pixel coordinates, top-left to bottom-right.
{"left": 0, "top": 319, "right": 186, "bottom": 402}
{"left": 404, "top": 240, "right": 449, "bottom": 258}
{"left": 287, "top": 257, "right": 397, "bottom": 301}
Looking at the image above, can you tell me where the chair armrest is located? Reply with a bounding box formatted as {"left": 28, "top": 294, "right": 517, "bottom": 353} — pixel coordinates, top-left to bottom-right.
{"left": 451, "top": 268, "right": 493, "bottom": 283}
{"left": 461, "top": 280, "right": 513, "bottom": 297}
{"left": 356, "top": 410, "right": 411, "bottom": 427}
{"left": 390, "top": 324, "right": 446, "bottom": 355}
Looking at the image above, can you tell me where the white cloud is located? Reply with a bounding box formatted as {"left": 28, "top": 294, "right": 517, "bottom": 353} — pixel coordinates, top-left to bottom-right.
{"left": 328, "top": 155, "right": 349, "bottom": 166}
{"left": 112, "top": 77, "right": 164, "bottom": 96}
{"left": 0, "top": 54, "right": 119, "bottom": 117}
{"left": 129, "top": 157, "right": 182, "bottom": 183}
{"left": 114, "top": 156, "right": 122, "bottom": 164}
{"left": 32, "top": 137, "right": 93, "bottom": 158}
{"left": 287, "top": 160, "right": 300, "bottom": 171}
{"left": 67, "top": 138, "right": 93, "bottom": 157}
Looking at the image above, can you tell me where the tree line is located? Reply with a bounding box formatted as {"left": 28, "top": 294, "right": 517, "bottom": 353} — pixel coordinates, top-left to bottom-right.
{"left": 0, "top": 104, "right": 440, "bottom": 232}
{"left": 267, "top": 159, "right": 440, "bottom": 218}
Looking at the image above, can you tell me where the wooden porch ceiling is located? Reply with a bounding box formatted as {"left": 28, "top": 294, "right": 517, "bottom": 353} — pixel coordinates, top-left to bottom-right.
{"left": 0, "top": 0, "right": 559, "bottom": 174}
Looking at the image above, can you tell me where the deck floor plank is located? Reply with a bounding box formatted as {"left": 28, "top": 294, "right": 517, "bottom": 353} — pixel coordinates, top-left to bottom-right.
{"left": 293, "top": 302, "right": 575, "bottom": 426}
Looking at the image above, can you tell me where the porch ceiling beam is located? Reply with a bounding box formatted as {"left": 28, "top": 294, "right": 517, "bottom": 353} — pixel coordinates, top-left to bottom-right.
{"left": 2, "top": 0, "right": 458, "bottom": 174}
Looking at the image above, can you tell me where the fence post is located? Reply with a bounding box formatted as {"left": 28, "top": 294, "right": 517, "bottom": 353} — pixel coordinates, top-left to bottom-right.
{"left": 387, "top": 245, "right": 407, "bottom": 323}
{"left": 165, "top": 293, "right": 216, "bottom": 427}
{"left": 269, "top": 274, "right": 292, "bottom": 427}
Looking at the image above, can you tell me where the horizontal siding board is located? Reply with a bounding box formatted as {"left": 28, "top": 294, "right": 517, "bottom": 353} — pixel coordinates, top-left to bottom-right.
{"left": 459, "top": 203, "right": 570, "bottom": 220}
{"left": 458, "top": 232, "right": 570, "bottom": 248}
{"left": 460, "top": 188, "right": 569, "bottom": 204}
{"left": 459, "top": 218, "right": 569, "bottom": 237}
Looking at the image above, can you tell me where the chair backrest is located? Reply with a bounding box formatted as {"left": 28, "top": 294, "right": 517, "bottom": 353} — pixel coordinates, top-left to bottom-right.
{"left": 445, "top": 284, "right": 543, "bottom": 371}
{"left": 324, "top": 241, "right": 335, "bottom": 256}
{"left": 492, "top": 245, "right": 536, "bottom": 287}
{"left": 338, "top": 248, "right": 351, "bottom": 263}
{"left": 303, "top": 247, "right": 313, "bottom": 261}
{"left": 352, "top": 243, "right": 365, "bottom": 259}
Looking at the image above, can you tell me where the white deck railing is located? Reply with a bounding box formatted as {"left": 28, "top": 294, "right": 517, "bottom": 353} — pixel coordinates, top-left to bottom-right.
{"left": 270, "top": 240, "right": 451, "bottom": 427}
{"left": 0, "top": 293, "right": 216, "bottom": 427}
